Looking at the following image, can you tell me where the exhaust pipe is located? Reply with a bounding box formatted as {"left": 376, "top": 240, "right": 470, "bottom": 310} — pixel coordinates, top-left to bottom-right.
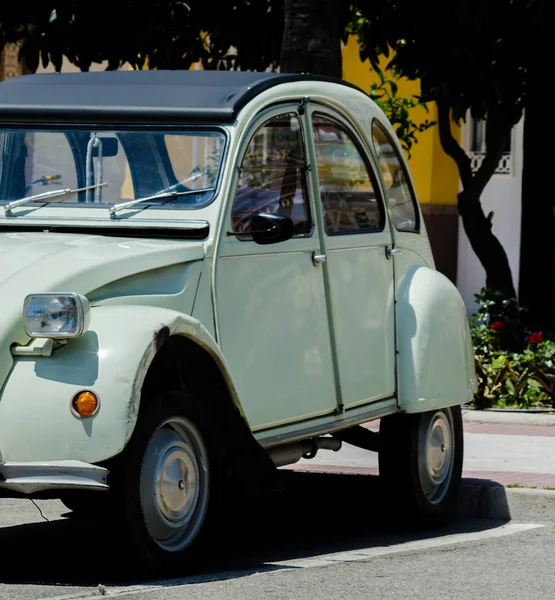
{"left": 268, "top": 437, "right": 342, "bottom": 468}
{"left": 333, "top": 425, "right": 380, "bottom": 452}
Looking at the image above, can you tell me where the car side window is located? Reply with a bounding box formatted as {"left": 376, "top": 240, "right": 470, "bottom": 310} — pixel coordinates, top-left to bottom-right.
{"left": 312, "top": 114, "right": 383, "bottom": 235}
{"left": 372, "top": 121, "right": 419, "bottom": 233}
{"left": 231, "top": 113, "right": 311, "bottom": 239}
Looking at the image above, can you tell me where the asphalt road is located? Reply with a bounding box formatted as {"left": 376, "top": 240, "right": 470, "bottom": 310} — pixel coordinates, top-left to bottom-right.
{"left": 0, "top": 471, "right": 552, "bottom": 600}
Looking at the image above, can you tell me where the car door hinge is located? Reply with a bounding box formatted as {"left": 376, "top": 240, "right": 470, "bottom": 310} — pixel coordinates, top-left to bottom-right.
{"left": 298, "top": 96, "right": 310, "bottom": 115}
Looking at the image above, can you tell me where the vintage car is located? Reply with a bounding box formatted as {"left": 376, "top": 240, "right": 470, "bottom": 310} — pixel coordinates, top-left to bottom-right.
{"left": 0, "top": 70, "right": 476, "bottom": 567}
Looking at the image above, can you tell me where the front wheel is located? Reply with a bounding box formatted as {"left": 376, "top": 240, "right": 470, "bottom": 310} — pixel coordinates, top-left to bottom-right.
{"left": 379, "top": 405, "right": 463, "bottom": 528}
{"left": 115, "top": 391, "right": 220, "bottom": 567}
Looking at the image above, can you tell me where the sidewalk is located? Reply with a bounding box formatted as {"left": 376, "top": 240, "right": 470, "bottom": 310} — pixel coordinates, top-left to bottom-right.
{"left": 284, "top": 409, "right": 555, "bottom": 489}
{"left": 461, "top": 411, "right": 555, "bottom": 488}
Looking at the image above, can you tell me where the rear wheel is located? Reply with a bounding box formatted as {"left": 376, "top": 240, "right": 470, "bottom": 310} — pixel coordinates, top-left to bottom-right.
{"left": 379, "top": 405, "right": 463, "bottom": 527}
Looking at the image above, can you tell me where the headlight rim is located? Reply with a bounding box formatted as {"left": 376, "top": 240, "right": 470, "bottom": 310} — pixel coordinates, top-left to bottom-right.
{"left": 23, "top": 292, "right": 90, "bottom": 339}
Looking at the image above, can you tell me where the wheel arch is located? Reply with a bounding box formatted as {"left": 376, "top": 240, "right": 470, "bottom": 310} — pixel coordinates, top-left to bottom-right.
{"left": 87, "top": 305, "right": 274, "bottom": 492}
{"left": 131, "top": 319, "right": 275, "bottom": 490}
{"left": 138, "top": 332, "right": 257, "bottom": 465}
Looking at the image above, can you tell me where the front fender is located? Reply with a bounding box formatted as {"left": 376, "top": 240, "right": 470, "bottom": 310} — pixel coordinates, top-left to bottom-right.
{"left": 396, "top": 266, "right": 477, "bottom": 413}
{"left": 0, "top": 306, "right": 244, "bottom": 463}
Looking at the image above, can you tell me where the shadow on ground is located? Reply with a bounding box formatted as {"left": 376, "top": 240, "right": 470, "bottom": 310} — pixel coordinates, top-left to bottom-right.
{"left": 0, "top": 472, "right": 508, "bottom": 588}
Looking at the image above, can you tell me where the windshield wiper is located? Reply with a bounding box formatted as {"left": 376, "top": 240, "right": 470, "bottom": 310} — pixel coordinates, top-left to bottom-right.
{"left": 109, "top": 187, "right": 214, "bottom": 218}
{"left": 3, "top": 183, "right": 108, "bottom": 217}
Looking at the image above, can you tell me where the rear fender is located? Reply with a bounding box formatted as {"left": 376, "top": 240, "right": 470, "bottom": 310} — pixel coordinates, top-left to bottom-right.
{"left": 396, "top": 266, "right": 477, "bottom": 413}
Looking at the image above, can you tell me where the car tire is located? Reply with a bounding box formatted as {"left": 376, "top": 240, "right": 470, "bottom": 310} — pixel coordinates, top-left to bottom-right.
{"left": 115, "top": 390, "right": 221, "bottom": 568}
{"left": 379, "top": 405, "right": 463, "bottom": 528}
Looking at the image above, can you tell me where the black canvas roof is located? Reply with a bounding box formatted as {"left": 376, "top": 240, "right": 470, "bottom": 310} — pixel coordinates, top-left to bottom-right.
{"left": 0, "top": 70, "right": 363, "bottom": 125}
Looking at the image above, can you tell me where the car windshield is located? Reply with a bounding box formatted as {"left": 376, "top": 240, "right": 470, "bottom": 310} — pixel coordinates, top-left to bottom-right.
{"left": 0, "top": 128, "right": 225, "bottom": 212}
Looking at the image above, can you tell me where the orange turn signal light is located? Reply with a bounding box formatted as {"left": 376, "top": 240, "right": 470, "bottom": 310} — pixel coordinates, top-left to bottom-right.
{"left": 71, "top": 391, "right": 99, "bottom": 418}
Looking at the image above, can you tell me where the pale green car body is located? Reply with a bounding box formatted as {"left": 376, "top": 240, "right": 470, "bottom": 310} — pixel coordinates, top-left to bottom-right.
{"left": 0, "top": 75, "right": 476, "bottom": 495}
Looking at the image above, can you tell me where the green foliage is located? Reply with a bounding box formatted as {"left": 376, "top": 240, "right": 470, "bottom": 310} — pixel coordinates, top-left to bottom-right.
{"left": 470, "top": 288, "right": 555, "bottom": 409}
{"left": 0, "top": 1, "right": 284, "bottom": 72}
{"left": 369, "top": 68, "right": 435, "bottom": 157}
{"left": 470, "top": 288, "right": 525, "bottom": 353}
{"left": 350, "top": 0, "right": 537, "bottom": 126}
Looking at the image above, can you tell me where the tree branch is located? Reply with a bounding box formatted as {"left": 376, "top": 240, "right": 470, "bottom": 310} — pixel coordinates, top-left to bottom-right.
{"left": 436, "top": 88, "right": 472, "bottom": 189}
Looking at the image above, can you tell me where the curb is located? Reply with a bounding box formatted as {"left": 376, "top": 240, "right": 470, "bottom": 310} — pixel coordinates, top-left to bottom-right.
{"left": 462, "top": 408, "right": 555, "bottom": 427}
{"left": 284, "top": 468, "right": 555, "bottom": 522}
{"left": 459, "top": 481, "right": 555, "bottom": 522}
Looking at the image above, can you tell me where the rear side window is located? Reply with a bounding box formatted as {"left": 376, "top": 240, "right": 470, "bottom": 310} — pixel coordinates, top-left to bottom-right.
{"left": 372, "top": 121, "right": 419, "bottom": 233}
{"left": 311, "top": 114, "right": 383, "bottom": 235}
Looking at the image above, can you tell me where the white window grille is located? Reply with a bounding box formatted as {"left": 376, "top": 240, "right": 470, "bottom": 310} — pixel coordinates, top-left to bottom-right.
{"left": 467, "top": 118, "right": 514, "bottom": 176}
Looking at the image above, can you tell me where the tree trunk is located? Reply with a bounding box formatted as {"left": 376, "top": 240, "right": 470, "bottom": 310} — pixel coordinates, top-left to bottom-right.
{"left": 436, "top": 91, "right": 517, "bottom": 300}
{"left": 518, "top": 39, "right": 554, "bottom": 330}
{"left": 280, "top": 0, "right": 342, "bottom": 77}
{"left": 0, "top": 41, "right": 32, "bottom": 81}
{"left": 457, "top": 189, "right": 517, "bottom": 298}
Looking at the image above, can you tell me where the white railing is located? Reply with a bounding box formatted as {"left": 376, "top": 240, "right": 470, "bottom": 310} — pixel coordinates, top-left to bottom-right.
{"left": 469, "top": 151, "right": 513, "bottom": 176}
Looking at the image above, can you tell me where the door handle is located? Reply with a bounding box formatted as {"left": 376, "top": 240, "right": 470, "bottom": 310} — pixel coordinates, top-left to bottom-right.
{"left": 386, "top": 247, "right": 402, "bottom": 259}
{"left": 312, "top": 252, "right": 327, "bottom": 266}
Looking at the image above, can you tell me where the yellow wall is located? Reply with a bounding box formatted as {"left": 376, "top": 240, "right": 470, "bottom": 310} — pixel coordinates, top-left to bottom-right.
{"left": 341, "top": 37, "right": 460, "bottom": 206}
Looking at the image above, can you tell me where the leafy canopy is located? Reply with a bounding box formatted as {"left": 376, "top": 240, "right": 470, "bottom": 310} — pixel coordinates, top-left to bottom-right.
{"left": 351, "top": 0, "right": 538, "bottom": 125}
{"left": 0, "top": 1, "right": 283, "bottom": 72}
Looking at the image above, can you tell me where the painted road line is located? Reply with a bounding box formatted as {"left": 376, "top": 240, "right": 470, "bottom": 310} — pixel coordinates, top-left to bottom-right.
{"left": 38, "top": 522, "right": 543, "bottom": 600}
{"left": 270, "top": 522, "right": 542, "bottom": 568}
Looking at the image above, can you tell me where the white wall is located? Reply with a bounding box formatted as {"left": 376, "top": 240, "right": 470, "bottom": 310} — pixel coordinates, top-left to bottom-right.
{"left": 456, "top": 118, "right": 524, "bottom": 315}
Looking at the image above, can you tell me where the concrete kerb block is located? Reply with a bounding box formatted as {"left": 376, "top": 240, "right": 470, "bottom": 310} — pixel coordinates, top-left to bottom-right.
{"left": 459, "top": 482, "right": 555, "bottom": 522}
{"left": 462, "top": 408, "right": 555, "bottom": 426}
{"left": 458, "top": 483, "right": 484, "bottom": 518}
{"left": 458, "top": 483, "right": 510, "bottom": 520}
{"left": 481, "top": 486, "right": 512, "bottom": 520}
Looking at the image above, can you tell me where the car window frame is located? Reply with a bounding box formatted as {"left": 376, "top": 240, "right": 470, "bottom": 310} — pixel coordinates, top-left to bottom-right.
{"left": 230, "top": 108, "right": 315, "bottom": 243}
{"left": 310, "top": 110, "right": 387, "bottom": 237}
{"left": 371, "top": 118, "right": 421, "bottom": 234}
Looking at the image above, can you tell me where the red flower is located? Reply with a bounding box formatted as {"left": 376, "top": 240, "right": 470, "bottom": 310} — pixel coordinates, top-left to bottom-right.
{"left": 529, "top": 332, "right": 544, "bottom": 344}
{"left": 489, "top": 321, "right": 505, "bottom": 331}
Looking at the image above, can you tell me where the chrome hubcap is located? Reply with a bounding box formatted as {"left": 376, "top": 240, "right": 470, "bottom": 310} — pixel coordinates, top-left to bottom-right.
{"left": 418, "top": 411, "right": 454, "bottom": 504}
{"left": 156, "top": 439, "right": 198, "bottom": 523}
{"left": 140, "top": 417, "right": 209, "bottom": 552}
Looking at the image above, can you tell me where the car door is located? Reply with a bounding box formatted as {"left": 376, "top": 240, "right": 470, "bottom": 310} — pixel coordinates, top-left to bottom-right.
{"left": 308, "top": 111, "right": 396, "bottom": 410}
{"left": 215, "top": 107, "right": 338, "bottom": 432}
{"left": 371, "top": 119, "right": 435, "bottom": 276}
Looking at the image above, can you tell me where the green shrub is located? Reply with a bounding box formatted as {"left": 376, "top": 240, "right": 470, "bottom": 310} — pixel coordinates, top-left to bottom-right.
{"left": 470, "top": 289, "right": 555, "bottom": 409}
